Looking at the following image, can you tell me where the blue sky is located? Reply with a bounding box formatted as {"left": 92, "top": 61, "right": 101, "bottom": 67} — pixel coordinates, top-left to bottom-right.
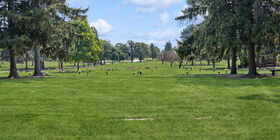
{"left": 68, "top": 0, "right": 188, "bottom": 50}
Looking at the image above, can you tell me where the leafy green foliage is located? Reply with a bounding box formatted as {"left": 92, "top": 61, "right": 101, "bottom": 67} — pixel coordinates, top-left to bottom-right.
{"left": 164, "top": 42, "right": 173, "bottom": 52}
{"left": 176, "top": 0, "right": 280, "bottom": 76}
{"left": 135, "top": 42, "right": 151, "bottom": 61}
{"left": 150, "top": 43, "right": 160, "bottom": 59}
{"left": 71, "top": 19, "right": 102, "bottom": 63}
{"left": 100, "top": 40, "right": 124, "bottom": 62}
{"left": 127, "top": 40, "right": 136, "bottom": 62}
{"left": 115, "top": 43, "right": 129, "bottom": 60}
{"left": 176, "top": 25, "right": 196, "bottom": 62}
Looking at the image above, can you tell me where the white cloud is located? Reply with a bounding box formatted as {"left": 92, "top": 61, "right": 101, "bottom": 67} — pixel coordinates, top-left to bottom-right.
{"left": 133, "top": 29, "right": 178, "bottom": 40}
{"left": 131, "top": 28, "right": 180, "bottom": 47}
{"left": 146, "top": 29, "right": 179, "bottom": 40}
{"left": 126, "top": 0, "right": 184, "bottom": 12}
{"left": 90, "top": 19, "right": 113, "bottom": 35}
{"left": 155, "top": 12, "right": 170, "bottom": 26}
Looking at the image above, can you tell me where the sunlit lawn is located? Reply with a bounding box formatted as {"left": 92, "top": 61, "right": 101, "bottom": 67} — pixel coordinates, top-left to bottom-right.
{"left": 0, "top": 61, "right": 279, "bottom": 139}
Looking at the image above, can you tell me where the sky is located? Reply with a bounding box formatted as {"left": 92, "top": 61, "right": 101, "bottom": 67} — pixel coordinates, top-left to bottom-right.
{"left": 67, "top": 0, "right": 188, "bottom": 50}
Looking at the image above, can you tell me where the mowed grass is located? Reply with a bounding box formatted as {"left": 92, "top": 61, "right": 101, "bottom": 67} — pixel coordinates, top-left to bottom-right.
{"left": 0, "top": 61, "right": 280, "bottom": 139}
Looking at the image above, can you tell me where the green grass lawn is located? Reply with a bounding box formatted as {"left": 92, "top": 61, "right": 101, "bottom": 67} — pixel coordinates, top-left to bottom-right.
{"left": 0, "top": 61, "right": 280, "bottom": 139}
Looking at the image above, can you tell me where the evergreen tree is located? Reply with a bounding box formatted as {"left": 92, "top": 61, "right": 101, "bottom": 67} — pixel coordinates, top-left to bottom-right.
{"left": 25, "top": 0, "right": 87, "bottom": 76}
{"left": 164, "top": 41, "right": 173, "bottom": 52}
{"left": 0, "top": 0, "right": 31, "bottom": 78}
{"left": 177, "top": 0, "right": 280, "bottom": 77}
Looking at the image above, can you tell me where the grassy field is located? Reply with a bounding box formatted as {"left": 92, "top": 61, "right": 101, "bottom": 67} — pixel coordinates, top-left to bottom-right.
{"left": 0, "top": 61, "right": 280, "bottom": 139}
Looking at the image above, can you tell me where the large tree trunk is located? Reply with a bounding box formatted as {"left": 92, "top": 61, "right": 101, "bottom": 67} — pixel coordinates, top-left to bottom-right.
{"left": 248, "top": 43, "right": 258, "bottom": 77}
{"left": 77, "top": 61, "right": 80, "bottom": 72}
{"left": 25, "top": 53, "right": 29, "bottom": 70}
{"left": 207, "top": 60, "right": 210, "bottom": 65}
{"left": 227, "top": 58, "right": 231, "bottom": 69}
{"left": 212, "top": 60, "right": 216, "bottom": 68}
{"left": 191, "top": 60, "right": 194, "bottom": 66}
{"left": 8, "top": 49, "right": 19, "bottom": 78}
{"left": 179, "top": 60, "right": 183, "bottom": 69}
{"left": 60, "top": 61, "right": 63, "bottom": 69}
{"left": 33, "top": 41, "right": 42, "bottom": 76}
{"left": 7, "top": 1, "right": 19, "bottom": 78}
{"left": 231, "top": 47, "right": 237, "bottom": 74}
{"left": 25, "top": 59, "right": 28, "bottom": 70}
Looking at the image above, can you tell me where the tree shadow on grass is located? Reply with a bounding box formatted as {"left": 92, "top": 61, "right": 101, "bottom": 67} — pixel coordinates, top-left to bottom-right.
{"left": 236, "top": 94, "right": 280, "bottom": 104}
{"left": 0, "top": 76, "right": 50, "bottom": 85}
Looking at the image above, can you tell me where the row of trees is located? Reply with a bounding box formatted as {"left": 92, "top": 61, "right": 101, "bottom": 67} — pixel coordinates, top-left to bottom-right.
{"left": 101, "top": 41, "right": 161, "bottom": 63}
{"left": 0, "top": 0, "right": 104, "bottom": 78}
{"left": 0, "top": 1, "right": 169, "bottom": 79}
{"left": 0, "top": 0, "right": 161, "bottom": 79}
{"left": 176, "top": 0, "right": 280, "bottom": 77}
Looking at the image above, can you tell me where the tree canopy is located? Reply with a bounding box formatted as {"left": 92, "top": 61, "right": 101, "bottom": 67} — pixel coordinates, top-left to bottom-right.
{"left": 176, "top": 0, "right": 280, "bottom": 77}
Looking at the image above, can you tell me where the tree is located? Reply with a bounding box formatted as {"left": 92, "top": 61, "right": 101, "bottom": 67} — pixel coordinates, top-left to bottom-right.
{"left": 0, "top": 0, "right": 31, "bottom": 78}
{"left": 43, "top": 25, "right": 77, "bottom": 69}
{"left": 165, "top": 51, "right": 180, "bottom": 67}
{"left": 25, "top": 0, "right": 87, "bottom": 76}
{"left": 177, "top": 0, "right": 280, "bottom": 77}
{"left": 157, "top": 53, "right": 166, "bottom": 64}
{"left": 150, "top": 43, "right": 161, "bottom": 60}
{"left": 150, "top": 43, "right": 156, "bottom": 59}
{"left": 176, "top": 25, "right": 197, "bottom": 67}
{"left": 110, "top": 47, "right": 120, "bottom": 63}
{"left": 23, "top": 51, "right": 32, "bottom": 70}
{"left": 100, "top": 40, "right": 113, "bottom": 64}
{"left": 164, "top": 41, "right": 173, "bottom": 52}
{"left": 175, "top": 42, "right": 186, "bottom": 68}
{"left": 135, "top": 42, "right": 151, "bottom": 62}
{"left": 115, "top": 43, "right": 129, "bottom": 60}
{"left": 91, "top": 26, "right": 99, "bottom": 40}
{"left": 127, "top": 40, "right": 136, "bottom": 63}
{"left": 155, "top": 47, "right": 161, "bottom": 59}
{"left": 71, "top": 19, "right": 102, "bottom": 71}
{"left": 100, "top": 40, "right": 123, "bottom": 64}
